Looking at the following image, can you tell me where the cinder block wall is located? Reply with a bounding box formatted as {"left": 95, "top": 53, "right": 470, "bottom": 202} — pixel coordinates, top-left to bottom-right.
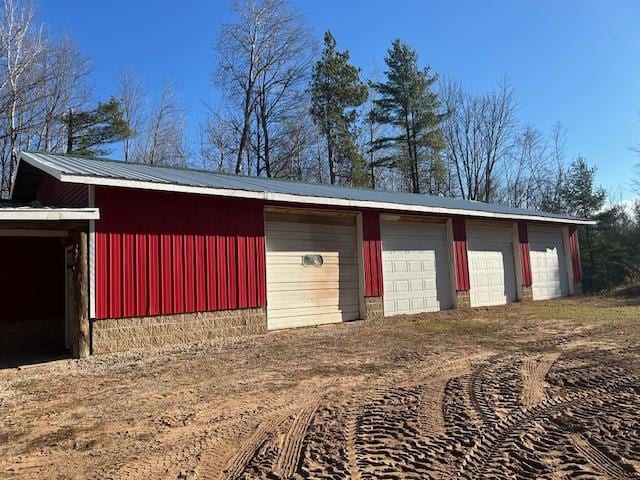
{"left": 91, "top": 308, "right": 267, "bottom": 354}
{"left": 364, "top": 296, "right": 384, "bottom": 320}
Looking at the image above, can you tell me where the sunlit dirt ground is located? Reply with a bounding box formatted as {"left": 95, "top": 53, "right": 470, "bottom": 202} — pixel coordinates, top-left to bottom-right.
{"left": 1, "top": 296, "right": 640, "bottom": 479}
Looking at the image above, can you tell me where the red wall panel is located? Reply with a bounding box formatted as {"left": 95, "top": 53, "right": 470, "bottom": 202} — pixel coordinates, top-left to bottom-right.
{"left": 362, "top": 211, "right": 383, "bottom": 297}
{"left": 95, "top": 187, "right": 266, "bottom": 319}
{"left": 569, "top": 226, "right": 582, "bottom": 283}
{"left": 452, "top": 217, "right": 470, "bottom": 291}
{"left": 517, "top": 222, "right": 533, "bottom": 287}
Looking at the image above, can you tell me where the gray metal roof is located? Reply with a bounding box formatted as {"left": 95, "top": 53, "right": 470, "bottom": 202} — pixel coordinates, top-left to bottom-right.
{"left": 16, "top": 151, "right": 593, "bottom": 224}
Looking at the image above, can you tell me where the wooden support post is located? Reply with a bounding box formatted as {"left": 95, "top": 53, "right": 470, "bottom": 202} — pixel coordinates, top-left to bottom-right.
{"left": 71, "top": 228, "right": 90, "bottom": 358}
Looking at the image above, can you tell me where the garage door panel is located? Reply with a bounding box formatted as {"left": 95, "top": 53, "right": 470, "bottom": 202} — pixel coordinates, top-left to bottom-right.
{"left": 268, "top": 310, "right": 360, "bottom": 329}
{"left": 266, "top": 213, "right": 360, "bottom": 330}
{"left": 529, "top": 227, "right": 568, "bottom": 300}
{"left": 267, "top": 263, "right": 358, "bottom": 280}
{"left": 268, "top": 281, "right": 348, "bottom": 292}
{"left": 381, "top": 221, "right": 452, "bottom": 316}
{"left": 266, "top": 237, "right": 356, "bottom": 253}
{"left": 268, "top": 287, "right": 359, "bottom": 308}
{"left": 468, "top": 225, "right": 517, "bottom": 307}
{"left": 267, "top": 303, "right": 360, "bottom": 320}
{"left": 267, "top": 253, "right": 358, "bottom": 265}
{"left": 266, "top": 221, "right": 354, "bottom": 233}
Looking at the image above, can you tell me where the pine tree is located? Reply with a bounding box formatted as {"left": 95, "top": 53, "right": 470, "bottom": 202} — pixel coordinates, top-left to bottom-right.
{"left": 372, "top": 39, "right": 446, "bottom": 194}
{"left": 64, "top": 97, "right": 132, "bottom": 157}
{"left": 563, "top": 156, "right": 606, "bottom": 218}
{"left": 562, "top": 156, "right": 606, "bottom": 291}
{"left": 310, "top": 31, "right": 368, "bottom": 185}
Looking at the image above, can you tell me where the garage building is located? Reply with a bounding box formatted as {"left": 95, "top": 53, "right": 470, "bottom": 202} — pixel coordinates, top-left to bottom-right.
{"left": 0, "top": 152, "right": 593, "bottom": 357}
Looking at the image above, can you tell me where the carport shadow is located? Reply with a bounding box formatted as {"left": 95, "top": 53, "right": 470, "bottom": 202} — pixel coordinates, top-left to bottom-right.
{"left": 0, "top": 350, "right": 71, "bottom": 370}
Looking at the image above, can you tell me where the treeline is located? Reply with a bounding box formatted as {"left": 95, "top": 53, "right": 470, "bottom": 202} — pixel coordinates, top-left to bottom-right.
{"left": 1, "top": 0, "right": 639, "bottom": 292}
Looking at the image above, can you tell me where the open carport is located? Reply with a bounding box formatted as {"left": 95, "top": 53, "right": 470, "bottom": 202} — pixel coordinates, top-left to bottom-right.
{"left": 0, "top": 206, "right": 98, "bottom": 362}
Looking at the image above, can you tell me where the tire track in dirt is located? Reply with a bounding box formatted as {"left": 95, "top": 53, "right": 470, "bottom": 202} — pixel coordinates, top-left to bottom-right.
{"left": 344, "top": 401, "right": 362, "bottom": 480}
{"left": 220, "top": 409, "right": 292, "bottom": 480}
{"left": 456, "top": 374, "right": 640, "bottom": 479}
{"left": 468, "top": 358, "right": 501, "bottom": 426}
{"left": 416, "top": 381, "right": 446, "bottom": 436}
{"left": 273, "top": 401, "right": 320, "bottom": 479}
{"left": 570, "top": 433, "right": 638, "bottom": 479}
{"left": 87, "top": 391, "right": 298, "bottom": 480}
{"left": 521, "top": 352, "right": 560, "bottom": 406}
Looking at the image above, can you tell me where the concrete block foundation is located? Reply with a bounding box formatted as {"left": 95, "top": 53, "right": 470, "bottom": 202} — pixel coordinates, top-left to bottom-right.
{"left": 456, "top": 290, "right": 471, "bottom": 308}
{"left": 91, "top": 308, "right": 267, "bottom": 354}
{"left": 364, "top": 296, "right": 384, "bottom": 321}
{"left": 521, "top": 285, "right": 534, "bottom": 302}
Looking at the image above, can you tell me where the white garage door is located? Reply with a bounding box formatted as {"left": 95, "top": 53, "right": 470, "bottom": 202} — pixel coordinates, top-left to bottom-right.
{"left": 381, "top": 220, "right": 452, "bottom": 316}
{"left": 265, "top": 212, "right": 360, "bottom": 330}
{"left": 468, "top": 224, "right": 517, "bottom": 307}
{"left": 529, "top": 226, "right": 569, "bottom": 300}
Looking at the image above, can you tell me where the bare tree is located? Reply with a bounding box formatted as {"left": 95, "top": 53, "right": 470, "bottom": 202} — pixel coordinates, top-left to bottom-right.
{"left": 0, "top": 0, "right": 45, "bottom": 193}
{"left": 538, "top": 123, "right": 568, "bottom": 213}
{"left": 135, "top": 81, "right": 188, "bottom": 167}
{"left": 441, "top": 78, "right": 516, "bottom": 202}
{"left": 117, "top": 69, "right": 145, "bottom": 162}
{"left": 31, "top": 35, "right": 90, "bottom": 152}
{"left": 201, "top": 109, "right": 237, "bottom": 172}
{"left": 501, "top": 125, "right": 555, "bottom": 209}
{"left": 214, "top": 0, "right": 314, "bottom": 176}
{"left": 0, "top": 0, "right": 91, "bottom": 195}
{"left": 632, "top": 164, "right": 640, "bottom": 195}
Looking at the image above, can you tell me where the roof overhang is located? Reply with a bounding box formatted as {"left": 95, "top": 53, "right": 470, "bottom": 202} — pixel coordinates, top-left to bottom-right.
{"left": 0, "top": 208, "right": 100, "bottom": 221}
{"left": 17, "top": 152, "right": 596, "bottom": 226}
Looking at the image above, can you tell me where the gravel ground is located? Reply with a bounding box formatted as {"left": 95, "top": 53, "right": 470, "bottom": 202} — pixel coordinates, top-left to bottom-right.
{"left": 1, "top": 296, "right": 640, "bottom": 479}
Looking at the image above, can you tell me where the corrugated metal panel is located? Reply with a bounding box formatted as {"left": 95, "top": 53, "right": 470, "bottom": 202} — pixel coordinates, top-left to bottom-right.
{"left": 452, "top": 217, "right": 470, "bottom": 291}
{"left": 94, "top": 187, "right": 266, "bottom": 319}
{"left": 362, "top": 211, "right": 383, "bottom": 297}
{"left": 37, "top": 172, "right": 88, "bottom": 207}
{"left": 20, "top": 152, "right": 588, "bottom": 223}
{"left": 569, "top": 226, "right": 582, "bottom": 282}
{"left": 517, "top": 222, "right": 533, "bottom": 287}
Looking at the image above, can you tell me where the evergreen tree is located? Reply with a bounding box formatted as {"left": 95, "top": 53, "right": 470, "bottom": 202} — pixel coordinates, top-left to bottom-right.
{"left": 310, "top": 31, "right": 368, "bottom": 185}
{"left": 563, "top": 156, "right": 606, "bottom": 218}
{"left": 587, "top": 205, "right": 635, "bottom": 291}
{"left": 562, "top": 156, "right": 606, "bottom": 291}
{"left": 372, "top": 39, "right": 446, "bottom": 194}
{"left": 64, "top": 97, "right": 132, "bottom": 157}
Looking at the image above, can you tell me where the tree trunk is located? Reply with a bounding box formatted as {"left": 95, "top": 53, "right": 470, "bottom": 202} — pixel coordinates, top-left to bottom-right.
{"left": 236, "top": 86, "right": 253, "bottom": 174}
{"left": 71, "top": 228, "right": 90, "bottom": 358}
{"left": 260, "top": 105, "right": 271, "bottom": 177}
{"left": 327, "top": 126, "right": 336, "bottom": 185}
{"left": 66, "top": 109, "right": 74, "bottom": 153}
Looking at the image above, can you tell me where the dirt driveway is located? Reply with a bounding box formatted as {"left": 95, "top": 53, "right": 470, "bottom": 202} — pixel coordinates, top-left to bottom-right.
{"left": 1, "top": 296, "right": 640, "bottom": 479}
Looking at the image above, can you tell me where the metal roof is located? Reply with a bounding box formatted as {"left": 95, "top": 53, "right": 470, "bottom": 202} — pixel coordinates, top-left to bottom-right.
{"left": 16, "top": 151, "right": 594, "bottom": 225}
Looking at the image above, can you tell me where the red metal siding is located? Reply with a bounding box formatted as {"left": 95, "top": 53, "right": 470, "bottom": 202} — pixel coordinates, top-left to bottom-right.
{"left": 517, "top": 222, "right": 533, "bottom": 287}
{"left": 569, "top": 226, "right": 582, "bottom": 282}
{"left": 37, "top": 173, "right": 88, "bottom": 207}
{"left": 452, "top": 217, "right": 470, "bottom": 291}
{"left": 94, "top": 187, "right": 266, "bottom": 319}
{"left": 362, "top": 211, "right": 383, "bottom": 297}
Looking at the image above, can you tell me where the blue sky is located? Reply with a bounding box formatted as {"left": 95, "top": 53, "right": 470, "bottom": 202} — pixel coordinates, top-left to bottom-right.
{"left": 39, "top": 0, "right": 640, "bottom": 200}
